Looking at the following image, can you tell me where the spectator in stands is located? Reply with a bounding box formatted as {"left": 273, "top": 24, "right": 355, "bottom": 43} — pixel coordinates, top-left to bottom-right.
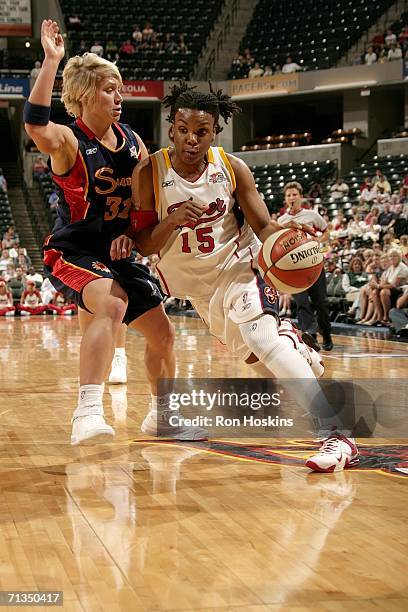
{"left": 364, "top": 46, "right": 377, "bottom": 65}
{"left": 377, "top": 249, "right": 408, "bottom": 324}
{"left": 90, "top": 41, "right": 104, "bottom": 57}
{"left": 178, "top": 34, "right": 189, "bottom": 54}
{"left": 164, "top": 33, "right": 178, "bottom": 53}
{"left": 30, "top": 61, "right": 42, "bottom": 90}
{"left": 359, "top": 181, "right": 376, "bottom": 210}
{"left": 78, "top": 39, "right": 88, "bottom": 54}
{"left": 387, "top": 43, "right": 402, "bottom": 61}
{"left": 132, "top": 25, "right": 143, "bottom": 46}
{"left": 364, "top": 206, "right": 380, "bottom": 225}
{"left": 263, "top": 65, "right": 273, "bottom": 76}
{"left": 372, "top": 169, "right": 391, "bottom": 193}
{"left": 3, "top": 264, "right": 16, "bottom": 282}
{"left": 32, "top": 156, "right": 49, "bottom": 181}
{"left": 0, "top": 279, "right": 15, "bottom": 317}
{"left": 119, "top": 40, "right": 135, "bottom": 56}
{"left": 243, "top": 48, "right": 254, "bottom": 64}
{"left": 18, "top": 280, "right": 47, "bottom": 316}
{"left": 342, "top": 257, "right": 369, "bottom": 317}
{"left": 378, "top": 202, "right": 396, "bottom": 229}
{"left": 330, "top": 177, "right": 349, "bottom": 200}
{"left": 398, "top": 233, "right": 408, "bottom": 258}
{"left": 378, "top": 48, "right": 389, "bottom": 64}
{"left": 282, "top": 56, "right": 301, "bottom": 73}
{"left": 307, "top": 182, "right": 323, "bottom": 203}
{"left": 371, "top": 31, "right": 385, "bottom": 52}
{"left": 26, "top": 266, "right": 43, "bottom": 287}
{"left": 2, "top": 230, "right": 18, "bottom": 250}
{"left": 142, "top": 21, "right": 154, "bottom": 43}
{"left": 389, "top": 287, "right": 408, "bottom": 335}
{"left": 0, "top": 249, "right": 14, "bottom": 273}
{"left": 356, "top": 253, "right": 390, "bottom": 324}
{"left": 48, "top": 190, "right": 59, "bottom": 210}
{"left": 105, "top": 40, "right": 118, "bottom": 60}
{"left": 16, "top": 246, "right": 31, "bottom": 268}
{"left": 67, "top": 15, "right": 82, "bottom": 31}
{"left": 359, "top": 176, "right": 371, "bottom": 192}
{"left": 248, "top": 62, "right": 264, "bottom": 78}
{"left": 0, "top": 171, "right": 7, "bottom": 192}
{"left": 399, "top": 25, "right": 408, "bottom": 51}
{"left": 385, "top": 29, "right": 397, "bottom": 48}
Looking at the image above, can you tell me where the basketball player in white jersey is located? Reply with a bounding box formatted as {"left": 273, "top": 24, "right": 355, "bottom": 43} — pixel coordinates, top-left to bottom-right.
{"left": 124, "top": 82, "right": 358, "bottom": 472}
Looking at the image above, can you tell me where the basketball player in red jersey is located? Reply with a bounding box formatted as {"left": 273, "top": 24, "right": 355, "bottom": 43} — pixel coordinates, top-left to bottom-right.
{"left": 24, "top": 21, "right": 206, "bottom": 445}
{"left": 129, "top": 82, "right": 359, "bottom": 472}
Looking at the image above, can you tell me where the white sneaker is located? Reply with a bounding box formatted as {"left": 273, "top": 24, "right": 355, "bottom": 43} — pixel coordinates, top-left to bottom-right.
{"left": 71, "top": 405, "right": 115, "bottom": 446}
{"left": 108, "top": 354, "right": 127, "bottom": 384}
{"left": 141, "top": 410, "right": 208, "bottom": 441}
{"left": 5, "top": 311, "right": 15, "bottom": 317}
{"left": 305, "top": 434, "right": 359, "bottom": 473}
{"left": 20, "top": 310, "right": 30, "bottom": 316}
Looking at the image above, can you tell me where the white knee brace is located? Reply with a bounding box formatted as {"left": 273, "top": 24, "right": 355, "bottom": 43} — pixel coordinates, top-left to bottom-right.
{"left": 239, "top": 314, "right": 315, "bottom": 379}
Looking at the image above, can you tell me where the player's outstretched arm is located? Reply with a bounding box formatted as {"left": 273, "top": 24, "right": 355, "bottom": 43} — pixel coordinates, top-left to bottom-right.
{"left": 24, "top": 20, "right": 77, "bottom": 170}
{"left": 228, "top": 154, "right": 301, "bottom": 242}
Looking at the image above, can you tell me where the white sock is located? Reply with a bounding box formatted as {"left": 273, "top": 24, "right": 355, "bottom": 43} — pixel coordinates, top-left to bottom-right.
{"left": 249, "top": 361, "right": 274, "bottom": 378}
{"left": 78, "top": 384, "right": 103, "bottom": 408}
{"left": 114, "top": 347, "right": 126, "bottom": 358}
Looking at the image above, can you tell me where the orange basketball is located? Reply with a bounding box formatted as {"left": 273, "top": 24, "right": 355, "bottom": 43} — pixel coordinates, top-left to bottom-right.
{"left": 258, "top": 228, "right": 324, "bottom": 294}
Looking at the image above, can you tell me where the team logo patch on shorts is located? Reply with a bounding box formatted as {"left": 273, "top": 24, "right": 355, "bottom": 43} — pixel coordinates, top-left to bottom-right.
{"left": 264, "top": 286, "right": 278, "bottom": 304}
{"left": 92, "top": 261, "right": 111, "bottom": 273}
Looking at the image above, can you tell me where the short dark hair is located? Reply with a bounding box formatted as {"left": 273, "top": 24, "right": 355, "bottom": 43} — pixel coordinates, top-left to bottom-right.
{"left": 162, "top": 81, "right": 241, "bottom": 134}
{"left": 283, "top": 181, "right": 303, "bottom": 195}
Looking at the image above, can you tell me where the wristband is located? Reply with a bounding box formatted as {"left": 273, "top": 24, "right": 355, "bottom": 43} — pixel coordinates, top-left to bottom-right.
{"left": 23, "top": 101, "right": 51, "bottom": 126}
{"left": 130, "top": 210, "right": 159, "bottom": 232}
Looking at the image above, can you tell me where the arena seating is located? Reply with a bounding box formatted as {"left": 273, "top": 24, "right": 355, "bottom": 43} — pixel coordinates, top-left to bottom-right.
{"left": 0, "top": 189, "right": 14, "bottom": 237}
{"left": 59, "top": 0, "right": 224, "bottom": 80}
{"left": 233, "top": 0, "right": 396, "bottom": 75}
{"left": 345, "top": 154, "right": 408, "bottom": 201}
{"left": 251, "top": 159, "right": 336, "bottom": 212}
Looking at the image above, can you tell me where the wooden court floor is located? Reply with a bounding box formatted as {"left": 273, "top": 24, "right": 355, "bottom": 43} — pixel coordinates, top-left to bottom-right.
{"left": 0, "top": 315, "right": 407, "bottom": 611}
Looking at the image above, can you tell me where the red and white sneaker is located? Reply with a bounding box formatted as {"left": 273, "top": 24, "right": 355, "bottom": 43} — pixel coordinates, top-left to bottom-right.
{"left": 305, "top": 434, "right": 359, "bottom": 473}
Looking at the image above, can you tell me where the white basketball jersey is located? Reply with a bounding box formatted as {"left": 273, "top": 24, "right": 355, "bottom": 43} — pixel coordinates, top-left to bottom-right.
{"left": 152, "top": 146, "right": 259, "bottom": 298}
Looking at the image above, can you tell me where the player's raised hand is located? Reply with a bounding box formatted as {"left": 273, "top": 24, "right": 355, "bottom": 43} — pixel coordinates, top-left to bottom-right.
{"left": 41, "top": 20, "right": 65, "bottom": 62}
{"left": 169, "top": 198, "right": 206, "bottom": 228}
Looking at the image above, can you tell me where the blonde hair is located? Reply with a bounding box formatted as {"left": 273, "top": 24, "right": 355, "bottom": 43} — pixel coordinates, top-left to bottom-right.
{"left": 61, "top": 53, "right": 122, "bottom": 117}
{"left": 283, "top": 181, "right": 303, "bottom": 195}
{"left": 388, "top": 248, "right": 402, "bottom": 263}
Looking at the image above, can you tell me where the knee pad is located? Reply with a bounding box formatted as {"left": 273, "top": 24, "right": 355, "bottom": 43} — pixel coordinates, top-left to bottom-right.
{"left": 240, "top": 314, "right": 316, "bottom": 380}
{"left": 239, "top": 314, "right": 281, "bottom": 362}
